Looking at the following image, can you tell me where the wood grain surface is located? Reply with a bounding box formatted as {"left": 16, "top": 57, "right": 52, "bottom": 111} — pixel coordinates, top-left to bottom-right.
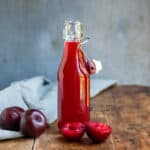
{"left": 0, "top": 85, "right": 150, "bottom": 150}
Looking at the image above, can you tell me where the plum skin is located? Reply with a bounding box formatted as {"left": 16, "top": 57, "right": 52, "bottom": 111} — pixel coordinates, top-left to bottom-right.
{"left": 20, "top": 109, "right": 47, "bottom": 137}
{"left": 0, "top": 106, "right": 25, "bottom": 131}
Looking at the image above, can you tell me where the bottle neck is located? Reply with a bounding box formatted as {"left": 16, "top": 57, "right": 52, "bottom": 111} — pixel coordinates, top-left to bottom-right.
{"left": 63, "top": 41, "right": 80, "bottom": 61}
{"left": 63, "top": 21, "right": 83, "bottom": 41}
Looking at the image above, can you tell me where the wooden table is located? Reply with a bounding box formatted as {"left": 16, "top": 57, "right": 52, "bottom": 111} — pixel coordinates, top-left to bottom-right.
{"left": 0, "top": 85, "right": 150, "bottom": 150}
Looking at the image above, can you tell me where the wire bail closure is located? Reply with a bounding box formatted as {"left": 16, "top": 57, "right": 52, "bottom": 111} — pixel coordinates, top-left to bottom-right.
{"left": 80, "top": 37, "right": 90, "bottom": 45}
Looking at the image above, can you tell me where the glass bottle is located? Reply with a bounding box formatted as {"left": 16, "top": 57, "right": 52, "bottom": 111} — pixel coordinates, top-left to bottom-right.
{"left": 57, "top": 21, "right": 96, "bottom": 128}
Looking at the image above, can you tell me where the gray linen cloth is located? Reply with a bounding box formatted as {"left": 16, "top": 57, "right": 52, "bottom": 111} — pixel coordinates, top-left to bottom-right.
{"left": 0, "top": 76, "right": 116, "bottom": 140}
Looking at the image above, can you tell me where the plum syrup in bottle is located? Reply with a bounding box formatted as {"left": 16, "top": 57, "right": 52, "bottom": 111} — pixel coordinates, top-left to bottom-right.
{"left": 57, "top": 21, "right": 96, "bottom": 128}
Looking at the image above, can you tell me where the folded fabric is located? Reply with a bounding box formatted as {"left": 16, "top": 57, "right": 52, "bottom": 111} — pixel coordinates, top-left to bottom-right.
{"left": 0, "top": 76, "right": 116, "bottom": 140}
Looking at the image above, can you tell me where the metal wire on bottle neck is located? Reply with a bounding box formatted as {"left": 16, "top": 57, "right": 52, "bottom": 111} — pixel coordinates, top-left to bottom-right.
{"left": 80, "top": 37, "right": 90, "bottom": 45}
